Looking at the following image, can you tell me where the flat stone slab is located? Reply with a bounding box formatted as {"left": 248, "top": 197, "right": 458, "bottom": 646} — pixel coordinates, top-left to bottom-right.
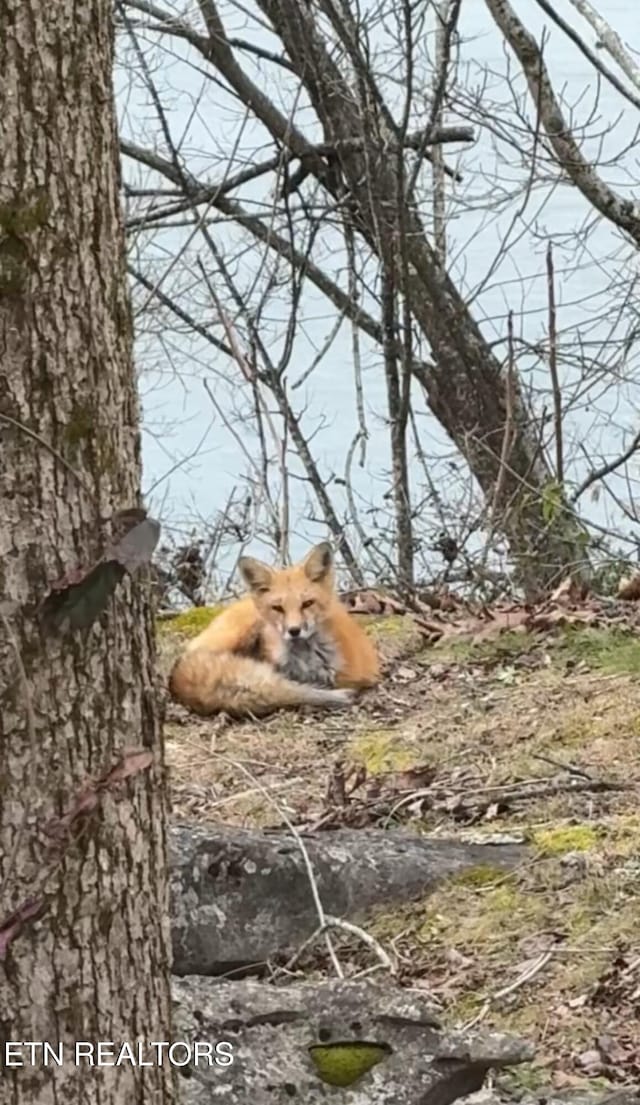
{"left": 173, "top": 976, "right": 533, "bottom": 1104}
{"left": 170, "top": 823, "right": 529, "bottom": 975}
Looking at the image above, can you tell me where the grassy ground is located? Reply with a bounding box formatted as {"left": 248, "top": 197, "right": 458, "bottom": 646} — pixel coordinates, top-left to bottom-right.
{"left": 159, "top": 608, "right": 640, "bottom": 1092}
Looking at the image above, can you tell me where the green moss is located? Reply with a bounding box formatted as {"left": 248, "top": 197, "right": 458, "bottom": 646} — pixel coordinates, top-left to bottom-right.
{"left": 309, "top": 1042, "right": 391, "bottom": 1087}
{"left": 0, "top": 236, "right": 30, "bottom": 294}
{"left": 447, "top": 991, "right": 485, "bottom": 1023}
{"left": 95, "top": 430, "right": 119, "bottom": 475}
{"left": 0, "top": 191, "right": 51, "bottom": 297}
{"left": 430, "top": 625, "right": 640, "bottom": 678}
{"left": 484, "top": 883, "right": 523, "bottom": 914}
{"left": 557, "top": 627, "right": 640, "bottom": 674}
{"left": 0, "top": 191, "right": 51, "bottom": 236}
{"left": 498, "top": 1064, "right": 554, "bottom": 1094}
{"left": 449, "top": 864, "right": 514, "bottom": 889}
{"left": 436, "top": 881, "right": 548, "bottom": 952}
{"left": 565, "top": 898, "right": 600, "bottom": 938}
{"left": 531, "top": 824, "right": 600, "bottom": 856}
{"left": 157, "top": 605, "right": 222, "bottom": 638}
{"left": 606, "top": 814, "right": 640, "bottom": 854}
{"left": 370, "top": 879, "right": 543, "bottom": 954}
{"left": 61, "top": 404, "right": 118, "bottom": 474}
{"left": 368, "top": 615, "right": 409, "bottom": 638}
{"left": 350, "top": 728, "right": 417, "bottom": 773}
{"left": 433, "top": 630, "right": 537, "bottom": 667}
{"left": 561, "top": 872, "right": 638, "bottom": 949}
{"left": 365, "top": 614, "right": 424, "bottom": 651}
{"left": 64, "top": 402, "right": 95, "bottom": 448}
{"left": 114, "top": 296, "right": 134, "bottom": 342}
{"left": 547, "top": 700, "right": 640, "bottom": 750}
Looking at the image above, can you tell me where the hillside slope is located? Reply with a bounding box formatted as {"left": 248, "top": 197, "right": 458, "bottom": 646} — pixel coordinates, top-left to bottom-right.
{"left": 159, "top": 607, "right": 640, "bottom": 1093}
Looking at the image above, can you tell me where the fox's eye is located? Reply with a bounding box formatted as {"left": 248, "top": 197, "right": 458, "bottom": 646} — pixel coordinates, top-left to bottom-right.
{"left": 301, "top": 599, "right": 314, "bottom": 610}
{"left": 271, "top": 603, "right": 284, "bottom": 613}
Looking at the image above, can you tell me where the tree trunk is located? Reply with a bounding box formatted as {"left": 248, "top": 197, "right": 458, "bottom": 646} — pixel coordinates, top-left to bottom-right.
{"left": 0, "top": 3, "right": 174, "bottom": 1102}
{"left": 251, "top": 0, "right": 590, "bottom": 597}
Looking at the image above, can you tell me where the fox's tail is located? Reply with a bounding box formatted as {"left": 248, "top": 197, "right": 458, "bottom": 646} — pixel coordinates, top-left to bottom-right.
{"left": 168, "top": 649, "right": 355, "bottom": 718}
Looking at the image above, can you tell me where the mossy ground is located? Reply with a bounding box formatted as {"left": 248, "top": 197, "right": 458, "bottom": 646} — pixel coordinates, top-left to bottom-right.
{"left": 159, "top": 611, "right": 640, "bottom": 1088}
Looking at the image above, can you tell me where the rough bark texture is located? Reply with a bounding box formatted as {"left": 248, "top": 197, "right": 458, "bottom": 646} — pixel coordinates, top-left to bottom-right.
{"left": 0, "top": 3, "right": 173, "bottom": 1102}
{"left": 173, "top": 976, "right": 533, "bottom": 1103}
{"left": 169, "top": 823, "right": 529, "bottom": 975}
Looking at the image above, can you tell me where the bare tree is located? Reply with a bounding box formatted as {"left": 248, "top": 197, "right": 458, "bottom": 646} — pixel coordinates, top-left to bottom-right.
{"left": 0, "top": 2, "right": 173, "bottom": 1101}
{"left": 118, "top": 0, "right": 640, "bottom": 598}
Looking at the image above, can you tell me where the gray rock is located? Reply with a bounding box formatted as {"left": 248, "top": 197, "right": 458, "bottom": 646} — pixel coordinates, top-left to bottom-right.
{"left": 172, "top": 976, "right": 533, "bottom": 1104}
{"left": 170, "top": 823, "right": 529, "bottom": 975}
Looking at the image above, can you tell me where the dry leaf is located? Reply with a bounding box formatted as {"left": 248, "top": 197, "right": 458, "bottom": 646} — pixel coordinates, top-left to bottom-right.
{"left": 41, "top": 510, "right": 161, "bottom": 632}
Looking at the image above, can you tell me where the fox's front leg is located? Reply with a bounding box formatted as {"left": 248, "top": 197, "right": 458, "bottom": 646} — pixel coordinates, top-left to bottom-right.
{"left": 259, "top": 621, "right": 287, "bottom": 668}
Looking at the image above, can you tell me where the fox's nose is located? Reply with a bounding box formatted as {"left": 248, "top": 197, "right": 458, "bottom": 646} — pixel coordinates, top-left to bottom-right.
{"left": 288, "top": 625, "right": 301, "bottom": 638}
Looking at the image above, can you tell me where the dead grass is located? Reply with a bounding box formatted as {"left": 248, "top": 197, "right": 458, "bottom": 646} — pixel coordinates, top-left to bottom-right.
{"left": 160, "top": 611, "right": 640, "bottom": 1088}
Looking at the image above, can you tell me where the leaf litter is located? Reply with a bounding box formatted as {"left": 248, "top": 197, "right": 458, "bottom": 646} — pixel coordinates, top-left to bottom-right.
{"left": 159, "top": 583, "right": 640, "bottom": 1091}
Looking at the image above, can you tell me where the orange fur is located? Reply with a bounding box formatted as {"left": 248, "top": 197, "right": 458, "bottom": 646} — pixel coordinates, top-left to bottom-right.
{"left": 168, "top": 542, "right": 380, "bottom": 717}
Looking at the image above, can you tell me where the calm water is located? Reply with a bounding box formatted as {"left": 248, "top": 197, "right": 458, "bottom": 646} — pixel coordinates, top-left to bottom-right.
{"left": 117, "top": 0, "right": 640, "bottom": 578}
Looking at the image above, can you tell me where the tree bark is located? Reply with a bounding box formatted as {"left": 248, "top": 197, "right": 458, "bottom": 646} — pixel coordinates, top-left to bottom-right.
{"left": 0, "top": 3, "right": 174, "bottom": 1102}
{"left": 485, "top": 0, "right": 640, "bottom": 247}
{"left": 207, "top": 0, "right": 590, "bottom": 596}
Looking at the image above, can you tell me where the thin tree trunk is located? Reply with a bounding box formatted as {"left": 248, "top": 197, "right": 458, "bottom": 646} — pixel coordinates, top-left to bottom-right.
{"left": 381, "top": 268, "right": 414, "bottom": 589}
{"left": 247, "top": 0, "right": 590, "bottom": 596}
{"left": 0, "top": 2, "right": 174, "bottom": 1102}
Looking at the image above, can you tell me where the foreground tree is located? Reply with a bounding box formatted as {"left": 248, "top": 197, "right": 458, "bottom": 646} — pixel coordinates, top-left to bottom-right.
{"left": 0, "top": 2, "right": 174, "bottom": 1102}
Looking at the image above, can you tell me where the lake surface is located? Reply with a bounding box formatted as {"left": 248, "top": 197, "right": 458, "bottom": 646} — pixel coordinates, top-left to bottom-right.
{"left": 117, "top": 0, "right": 640, "bottom": 581}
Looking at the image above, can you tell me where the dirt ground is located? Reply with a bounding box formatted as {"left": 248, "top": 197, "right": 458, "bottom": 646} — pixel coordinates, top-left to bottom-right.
{"left": 159, "top": 608, "right": 640, "bottom": 1094}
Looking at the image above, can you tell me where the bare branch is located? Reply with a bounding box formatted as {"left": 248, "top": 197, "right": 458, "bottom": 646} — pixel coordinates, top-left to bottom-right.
{"left": 572, "top": 429, "right": 640, "bottom": 503}
{"left": 121, "top": 142, "right": 435, "bottom": 377}
{"left": 485, "top": 0, "right": 640, "bottom": 247}
{"left": 531, "top": 0, "right": 640, "bottom": 112}
{"left": 565, "top": 0, "right": 640, "bottom": 92}
{"left": 545, "top": 242, "right": 563, "bottom": 484}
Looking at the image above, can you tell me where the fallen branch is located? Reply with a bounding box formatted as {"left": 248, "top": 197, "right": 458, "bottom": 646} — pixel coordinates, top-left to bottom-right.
{"left": 462, "top": 947, "right": 556, "bottom": 1029}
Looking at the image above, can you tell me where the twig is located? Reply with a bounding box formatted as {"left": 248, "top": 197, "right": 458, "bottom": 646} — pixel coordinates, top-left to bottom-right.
{"left": 462, "top": 947, "right": 555, "bottom": 1029}
{"left": 485, "top": 0, "right": 640, "bottom": 246}
{"left": 546, "top": 242, "right": 563, "bottom": 484}
{"left": 571, "top": 426, "right": 640, "bottom": 503}
{"left": 0, "top": 413, "right": 94, "bottom": 501}
{"left": 323, "top": 915, "right": 396, "bottom": 973}
{"left": 383, "top": 772, "right": 628, "bottom": 827}
{"left": 282, "top": 914, "right": 395, "bottom": 975}
{"left": 531, "top": 0, "right": 640, "bottom": 111}
{"left": 214, "top": 754, "right": 344, "bottom": 977}
{"left": 564, "top": 0, "right": 640, "bottom": 92}
{"left": 479, "top": 310, "right": 516, "bottom": 577}
{"left": 530, "top": 751, "right": 594, "bottom": 781}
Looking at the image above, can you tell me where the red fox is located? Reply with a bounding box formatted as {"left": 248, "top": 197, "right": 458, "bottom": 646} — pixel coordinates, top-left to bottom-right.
{"left": 168, "top": 542, "right": 380, "bottom": 717}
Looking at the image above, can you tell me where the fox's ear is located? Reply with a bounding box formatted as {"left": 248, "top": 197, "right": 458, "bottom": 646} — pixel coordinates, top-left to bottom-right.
{"left": 238, "top": 555, "right": 273, "bottom": 593}
{"left": 302, "top": 541, "right": 334, "bottom": 583}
